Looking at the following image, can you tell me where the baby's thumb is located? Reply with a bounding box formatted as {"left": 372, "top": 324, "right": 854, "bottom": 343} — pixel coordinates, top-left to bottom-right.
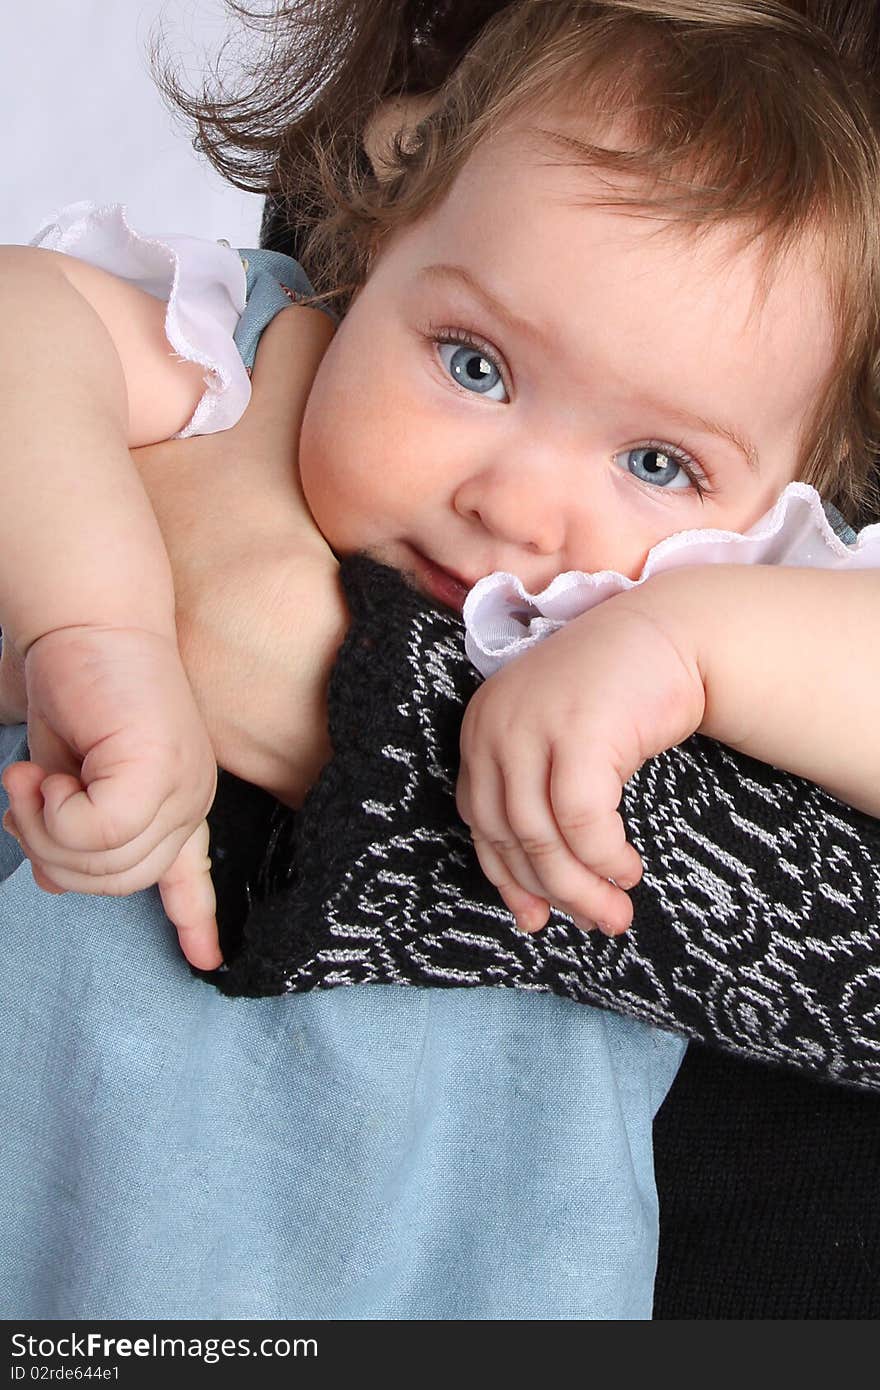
{"left": 26, "top": 710, "right": 82, "bottom": 780}
{"left": 158, "top": 820, "right": 222, "bottom": 971}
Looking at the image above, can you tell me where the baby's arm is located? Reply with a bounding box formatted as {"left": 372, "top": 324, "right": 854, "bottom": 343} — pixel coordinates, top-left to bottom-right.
{"left": 458, "top": 563, "right": 879, "bottom": 933}
{"left": 0, "top": 246, "right": 219, "bottom": 965}
{"left": 0, "top": 246, "right": 206, "bottom": 647}
{"left": 643, "top": 564, "right": 879, "bottom": 815}
{"left": 132, "top": 302, "right": 345, "bottom": 808}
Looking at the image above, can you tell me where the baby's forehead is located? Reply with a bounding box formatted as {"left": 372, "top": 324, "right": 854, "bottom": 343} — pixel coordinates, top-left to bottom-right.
{"left": 438, "top": 121, "right": 832, "bottom": 327}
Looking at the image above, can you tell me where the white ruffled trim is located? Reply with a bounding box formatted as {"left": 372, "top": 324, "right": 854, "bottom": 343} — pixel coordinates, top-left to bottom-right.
{"left": 464, "top": 482, "right": 880, "bottom": 677}
{"left": 31, "top": 201, "right": 250, "bottom": 438}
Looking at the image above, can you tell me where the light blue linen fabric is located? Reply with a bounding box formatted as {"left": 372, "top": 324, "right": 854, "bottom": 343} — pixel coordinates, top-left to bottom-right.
{"left": 0, "top": 722, "right": 684, "bottom": 1320}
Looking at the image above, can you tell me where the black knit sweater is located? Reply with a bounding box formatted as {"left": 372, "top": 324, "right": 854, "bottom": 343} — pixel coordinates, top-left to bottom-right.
{"left": 653, "top": 1044, "right": 880, "bottom": 1318}
{"left": 208, "top": 553, "right": 880, "bottom": 1090}
{"left": 207, "top": 553, "right": 880, "bottom": 1318}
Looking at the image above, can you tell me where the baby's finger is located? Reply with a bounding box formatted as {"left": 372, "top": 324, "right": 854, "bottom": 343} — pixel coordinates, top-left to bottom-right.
{"left": 26, "top": 710, "right": 83, "bottom": 783}
{"left": 549, "top": 744, "right": 643, "bottom": 887}
{"left": 498, "top": 755, "right": 635, "bottom": 933}
{"left": 1, "top": 813, "right": 194, "bottom": 901}
{"left": 1, "top": 808, "right": 68, "bottom": 895}
{"left": 4, "top": 762, "right": 154, "bottom": 869}
{"left": 30, "top": 861, "right": 66, "bottom": 895}
{"left": 1, "top": 759, "right": 47, "bottom": 809}
{"left": 1, "top": 764, "right": 79, "bottom": 872}
{"left": 469, "top": 830, "right": 552, "bottom": 932}
{"left": 38, "top": 757, "right": 173, "bottom": 855}
{"left": 459, "top": 758, "right": 556, "bottom": 928}
{"left": 3, "top": 766, "right": 156, "bottom": 877}
{"left": 158, "top": 821, "right": 222, "bottom": 971}
{"left": 4, "top": 763, "right": 209, "bottom": 883}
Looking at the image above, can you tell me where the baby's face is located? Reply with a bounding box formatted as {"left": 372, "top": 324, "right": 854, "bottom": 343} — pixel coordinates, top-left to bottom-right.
{"left": 298, "top": 116, "right": 835, "bottom": 610}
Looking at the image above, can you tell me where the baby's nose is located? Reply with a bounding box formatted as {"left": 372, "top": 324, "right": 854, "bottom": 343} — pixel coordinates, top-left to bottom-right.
{"left": 453, "top": 466, "right": 565, "bottom": 558}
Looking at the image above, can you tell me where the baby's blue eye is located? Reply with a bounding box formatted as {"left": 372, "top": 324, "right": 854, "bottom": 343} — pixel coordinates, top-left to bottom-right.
{"left": 614, "top": 445, "right": 692, "bottom": 490}
{"left": 438, "top": 342, "right": 508, "bottom": 401}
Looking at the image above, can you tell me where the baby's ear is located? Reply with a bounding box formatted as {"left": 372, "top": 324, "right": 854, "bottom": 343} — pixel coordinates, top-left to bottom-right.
{"left": 363, "top": 95, "right": 436, "bottom": 180}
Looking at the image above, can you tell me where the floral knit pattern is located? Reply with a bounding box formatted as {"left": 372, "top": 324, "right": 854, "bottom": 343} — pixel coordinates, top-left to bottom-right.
{"left": 206, "top": 554, "right": 880, "bottom": 1091}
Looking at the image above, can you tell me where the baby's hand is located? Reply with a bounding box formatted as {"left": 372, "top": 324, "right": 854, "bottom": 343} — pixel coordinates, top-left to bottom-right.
{"left": 0, "top": 625, "right": 220, "bottom": 968}
{"left": 456, "top": 593, "right": 706, "bottom": 936}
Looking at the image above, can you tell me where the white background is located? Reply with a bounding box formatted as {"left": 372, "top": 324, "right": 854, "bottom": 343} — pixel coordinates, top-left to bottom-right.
{"left": 2, "top": 1, "right": 264, "bottom": 245}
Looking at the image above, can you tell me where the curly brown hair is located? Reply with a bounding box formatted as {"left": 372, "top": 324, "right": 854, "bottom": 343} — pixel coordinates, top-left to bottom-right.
{"left": 156, "top": 1, "right": 880, "bottom": 520}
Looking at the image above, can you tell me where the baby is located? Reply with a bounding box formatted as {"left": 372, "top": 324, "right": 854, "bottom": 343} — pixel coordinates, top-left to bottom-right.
{"left": 2, "top": 0, "right": 879, "bottom": 975}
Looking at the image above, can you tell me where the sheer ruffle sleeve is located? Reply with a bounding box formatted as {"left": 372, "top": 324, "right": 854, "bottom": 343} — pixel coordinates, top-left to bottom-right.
{"left": 32, "top": 201, "right": 251, "bottom": 436}
{"left": 32, "top": 201, "right": 333, "bottom": 440}
{"left": 465, "top": 482, "right": 871, "bottom": 675}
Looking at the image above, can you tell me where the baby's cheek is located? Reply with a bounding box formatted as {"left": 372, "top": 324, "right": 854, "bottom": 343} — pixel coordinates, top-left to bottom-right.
{"left": 298, "top": 399, "right": 341, "bottom": 534}
{"left": 298, "top": 397, "right": 376, "bottom": 553}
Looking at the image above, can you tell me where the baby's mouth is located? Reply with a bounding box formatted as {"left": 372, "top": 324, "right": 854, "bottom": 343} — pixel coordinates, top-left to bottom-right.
{"left": 403, "top": 547, "right": 471, "bottom": 614}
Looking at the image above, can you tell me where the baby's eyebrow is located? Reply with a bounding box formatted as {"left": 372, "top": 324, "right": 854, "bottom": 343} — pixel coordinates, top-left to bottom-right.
{"left": 637, "top": 397, "right": 761, "bottom": 473}
{"left": 416, "top": 263, "right": 553, "bottom": 350}
{"left": 417, "top": 262, "right": 760, "bottom": 473}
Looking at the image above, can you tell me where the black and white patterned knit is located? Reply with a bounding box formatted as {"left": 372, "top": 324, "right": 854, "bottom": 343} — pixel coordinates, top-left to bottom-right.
{"left": 206, "top": 553, "right": 880, "bottom": 1091}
